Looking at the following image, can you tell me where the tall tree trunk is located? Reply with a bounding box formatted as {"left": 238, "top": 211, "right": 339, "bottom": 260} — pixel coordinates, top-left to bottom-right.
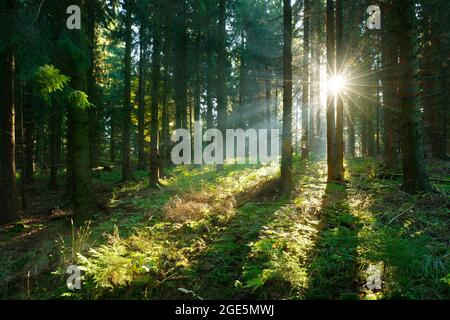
{"left": 265, "top": 65, "right": 271, "bottom": 129}
{"left": 381, "top": 2, "right": 399, "bottom": 169}
{"left": 346, "top": 4, "right": 358, "bottom": 159}
{"left": 216, "top": 0, "right": 227, "bottom": 171}
{"left": 238, "top": 34, "right": 247, "bottom": 129}
{"left": 308, "top": 34, "right": 316, "bottom": 154}
{"left": 194, "top": 0, "right": 201, "bottom": 124}
{"left": 49, "top": 98, "right": 59, "bottom": 190}
{"left": 36, "top": 109, "right": 46, "bottom": 169}
{"left": 60, "top": 1, "right": 94, "bottom": 221}
{"left": 160, "top": 10, "right": 171, "bottom": 172}
{"left": 326, "top": 0, "right": 337, "bottom": 181}
{"left": 367, "top": 52, "right": 377, "bottom": 158}
{"left": 314, "top": 41, "right": 322, "bottom": 154}
{"left": 376, "top": 79, "right": 381, "bottom": 156}
{"left": 161, "top": 60, "right": 170, "bottom": 172}
{"left": 301, "top": 0, "right": 310, "bottom": 160}
{"left": 265, "top": 65, "right": 272, "bottom": 155}
{"left": 422, "top": 0, "right": 447, "bottom": 160}
{"left": 361, "top": 105, "right": 368, "bottom": 156}
{"left": 137, "top": 22, "right": 147, "bottom": 170}
{"left": 23, "top": 85, "right": 35, "bottom": 184}
{"left": 335, "top": 0, "right": 344, "bottom": 179}
{"left": 348, "top": 103, "right": 356, "bottom": 158}
{"left": 274, "top": 79, "right": 279, "bottom": 129}
{"left": 109, "top": 106, "right": 116, "bottom": 164}
{"left": 0, "top": 0, "right": 19, "bottom": 224}
{"left": 87, "top": 0, "right": 100, "bottom": 169}
{"left": 397, "top": 0, "right": 432, "bottom": 193}
{"left": 281, "top": 0, "right": 293, "bottom": 195}
{"left": 15, "top": 82, "right": 23, "bottom": 175}
{"left": 174, "top": 2, "right": 188, "bottom": 130}
{"left": 367, "top": 98, "right": 376, "bottom": 157}
{"left": 436, "top": 1, "right": 448, "bottom": 160}
{"left": 17, "top": 81, "right": 27, "bottom": 210}
{"left": 206, "top": 47, "right": 214, "bottom": 129}
{"left": 122, "top": 0, "right": 133, "bottom": 181}
{"left": 150, "top": 6, "right": 161, "bottom": 186}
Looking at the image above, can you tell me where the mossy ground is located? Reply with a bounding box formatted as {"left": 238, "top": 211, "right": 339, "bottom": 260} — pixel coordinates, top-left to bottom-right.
{"left": 1, "top": 158, "right": 448, "bottom": 300}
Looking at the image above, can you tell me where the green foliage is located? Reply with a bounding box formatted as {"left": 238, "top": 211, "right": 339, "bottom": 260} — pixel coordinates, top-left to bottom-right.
{"left": 34, "top": 65, "right": 70, "bottom": 96}
{"left": 68, "top": 90, "right": 92, "bottom": 110}
{"left": 1, "top": 160, "right": 448, "bottom": 300}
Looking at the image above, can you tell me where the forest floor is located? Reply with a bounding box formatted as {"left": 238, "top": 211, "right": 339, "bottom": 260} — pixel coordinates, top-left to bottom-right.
{"left": 0, "top": 157, "right": 449, "bottom": 300}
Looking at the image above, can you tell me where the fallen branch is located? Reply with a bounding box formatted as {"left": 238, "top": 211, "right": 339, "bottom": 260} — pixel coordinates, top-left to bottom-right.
{"left": 388, "top": 204, "right": 415, "bottom": 225}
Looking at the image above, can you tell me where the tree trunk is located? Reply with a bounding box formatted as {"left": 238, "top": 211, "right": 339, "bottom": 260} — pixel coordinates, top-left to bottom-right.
{"left": 281, "top": 0, "right": 293, "bottom": 195}
{"left": 301, "top": 0, "right": 310, "bottom": 160}
{"left": 122, "top": 0, "right": 133, "bottom": 181}
{"left": 238, "top": 34, "right": 247, "bottom": 129}
{"left": 109, "top": 106, "right": 116, "bottom": 164}
{"left": 17, "top": 81, "right": 28, "bottom": 210}
{"left": 63, "top": 0, "right": 94, "bottom": 221}
{"left": 87, "top": 0, "right": 100, "bottom": 169}
{"left": 397, "top": 0, "right": 432, "bottom": 193}
{"left": 381, "top": 2, "right": 399, "bottom": 169}
{"left": 174, "top": 3, "right": 188, "bottom": 130}
{"left": 265, "top": 65, "right": 272, "bottom": 155}
{"left": 150, "top": 6, "right": 161, "bottom": 186}
{"left": 367, "top": 100, "right": 376, "bottom": 157}
{"left": 194, "top": 0, "right": 201, "bottom": 124}
{"left": 206, "top": 47, "right": 214, "bottom": 129}
{"left": 335, "top": 0, "right": 344, "bottom": 179}
{"left": 265, "top": 65, "right": 271, "bottom": 129}
{"left": 49, "top": 97, "right": 60, "bottom": 190}
{"left": 137, "top": 22, "right": 147, "bottom": 170}
{"left": 161, "top": 34, "right": 171, "bottom": 172}
{"left": 348, "top": 103, "right": 356, "bottom": 158}
{"left": 422, "top": 0, "right": 447, "bottom": 160}
{"left": 314, "top": 38, "right": 322, "bottom": 154}
{"left": 216, "top": 0, "right": 227, "bottom": 171}
{"left": 0, "top": 0, "right": 19, "bottom": 224}
{"left": 23, "top": 84, "right": 35, "bottom": 184}
{"left": 326, "top": 0, "right": 337, "bottom": 181}
{"left": 36, "top": 108, "right": 46, "bottom": 169}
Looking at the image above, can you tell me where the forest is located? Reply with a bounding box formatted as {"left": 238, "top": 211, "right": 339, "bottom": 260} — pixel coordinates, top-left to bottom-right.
{"left": 0, "top": 0, "right": 448, "bottom": 301}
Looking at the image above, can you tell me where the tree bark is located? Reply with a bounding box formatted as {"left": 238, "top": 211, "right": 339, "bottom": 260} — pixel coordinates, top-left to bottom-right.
{"left": 0, "top": 0, "right": 19, "bottom": 224}
{"left": 326, "top": 0, "right": 338, "bottom": 181}
{"left": 422, "top": 0, "right": 447, "bottom": 160}
{"left": 397, "top": 0, "right": 432, "bottom": 193}
{"left": 49, "top": 97, "right": 60, "bottom": 190}
{"left": 301, "top": 0, "right": 310, "bottom": 160}
{"left": 216, "top": 0, "right": 227, "bottom": 171}
{"left": 335, "top": 0, "right": 344, "bottom": 179}
{"left": 161, "top": 33, "right": 171, "bottom": 172}
{"left": 194, "top": 0, "right": 201, "bottom": 124}
{"left": 281, "top": 0, "right": 293, "bottom": 195}
{"left": 87, "top": 0, "right": 100, "bottom": 169}
{"left": 150, "top": 5, "right": 161, "bottom": 186}
{"left": 381, "top": 2, "right": 399, "bottom": 169}
{"left": 174, "top": 2, "right": 188, "bottom": 130}
{"left": 238, "top": 33, "right": 247, "bottom": 129}
{"left": 122, "top": 0, "right": 133, "bottom": 181}
{"left": 137, "top": 22, "right": 147, "bottom": 170}
{"left": 109, "top": 106, "right": 116, "bottom": 164}
{"left": 23, "top": 84, "right": 35, "bottom": 184}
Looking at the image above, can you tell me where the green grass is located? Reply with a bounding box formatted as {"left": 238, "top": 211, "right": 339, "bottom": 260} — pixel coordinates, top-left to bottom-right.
{"left": 1, "top": 158, "right": 448, "bottom": 300}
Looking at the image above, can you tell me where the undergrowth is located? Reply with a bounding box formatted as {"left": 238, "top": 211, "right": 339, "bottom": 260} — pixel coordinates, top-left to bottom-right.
{"left": 0, "top": 158, "right": 448, "bottom": 300}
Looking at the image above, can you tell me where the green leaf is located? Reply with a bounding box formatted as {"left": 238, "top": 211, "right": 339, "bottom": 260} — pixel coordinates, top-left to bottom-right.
{"left": 68, "top": 90, "right": 92, "bottom": 109}
{"left": 34, "top": 65, "right": 70, "bottom": 96}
